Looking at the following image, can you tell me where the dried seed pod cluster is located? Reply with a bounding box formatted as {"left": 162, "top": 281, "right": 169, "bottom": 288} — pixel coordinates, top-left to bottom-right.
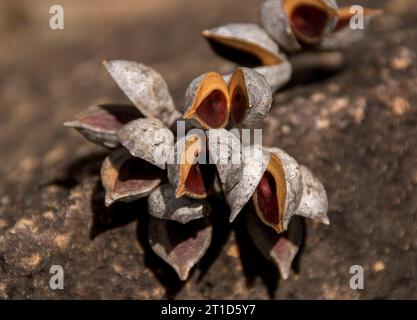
{"left": 65, "top": 60, "right": 329, "bottom": 281}
{"left": 203, "top": 0, "right": 381, "bottom": 91}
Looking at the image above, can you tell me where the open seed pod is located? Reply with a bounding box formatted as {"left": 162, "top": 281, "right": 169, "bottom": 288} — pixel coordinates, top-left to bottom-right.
{"left": 167, "top": 133, "right": 214, "bottom": 199}
{"left": 229, "top": 67, "right": 273, "bottom": 127}
{"left": 253, "top": 147, "right": 328, "bottom": 233}
{"left": 183, "top": 72, "right": 230, "bottom": 129}
{"left": 118, "top": 117, "right": 174, "bottom": 169}
{"left": 246, "top": 211, "right": 303, "bottom": 279}
{"left": 260, "top": 0, "right": 338, "bottom": 51}
{"left": 207, "top": 129, "right": 243, "bottom": 194}
{"left": 202, "top": 23, "right": 286, "bottom": 66}
{"left": 320, "top": 6, "right": 382, "bottom": 50}
{"left": 148, "top": 183, "right": 211, "bottom": 224}
{"left": 103, "top": 60, "right": 181, "bottom": 127}
{"left": 64, "top": 104, "right": 141, "bottom": 148}
{"left": 101, "top": 148, "right": 164, "bottom": 206}
{"left": 226, "top": 145, "right": 270, "bottom": 222}
{"left": 149, "top": 217, "right": 212, "bottom": 281}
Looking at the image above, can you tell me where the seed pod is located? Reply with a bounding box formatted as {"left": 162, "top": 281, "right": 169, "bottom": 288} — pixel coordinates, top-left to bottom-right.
{"left": 148, "top": 217, "right": 212, "bottom": 281}
{"left": 223, "top": 62, "right": 292, "bottom": 93}
{"left": 246, "top": 211, "right": 303, "bottom": 279}
{"left": 260, "top": 0, "right": 338, "bottom": 51}
{"left": 207, "top": 129, "right": 243, "bottom": 194}
{"left": 148, "top": 183, "right": 211, "bottom": 224}
{"left": 118, "top": 118, "right": 174, "bottom": 169}
{"left": 167, "top": 133, "right": 214, "bottom": 199}
{"left": 202, "top": 23, "right": 286, "bottom": 66}
{"left": 64, "top": 104, "right": 141, "bottom": 148}
{"left": 226, "top": 145, "right": 270, "bottom": 222}
{"left": 183, "top": 72, "right": 230, "bottom": 129}
{"left": 319, "top": 7, "right": 382, "bottom": 50}
{"left": 229, "top": 67, "right": 273, "bottom": 127}
{"left": 101, "top": 148, "right": 163, "bottom": 206}
{"left": 103, "top": 60, "right": 181, "bottom": 127}
{"left": 253, "top": 147, "right": 328, "bottom": 233}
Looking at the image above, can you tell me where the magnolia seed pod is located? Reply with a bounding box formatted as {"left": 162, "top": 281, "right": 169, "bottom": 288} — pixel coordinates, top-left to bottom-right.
{"left": 260, "top": 0, "right": 338, "bottom": 51}
{"left": 148, "top": 217, "right": 212, "bottom": 281}
{"left": 148, "top": 183, "right": 211, "bottom": 224}
{"left": 103, "top": 60, "right": 181, "bottom": 127}
{"left": 226, "top": 145, "right": 270, "bottom": 222}
{"left": 223, "top": 62, "right": 292, "bottom": 93}
{"left": 229, "top": 67, "right": 273, "bottom": 127}
{"left": 253, "top": 147, "right": 328, "bottom": 233}
{"left": 167, "top": 133, "right": 214, "bottom": 199}
{"left": 246, "top": 211, "right": 303, "bottom": 279}
{"left": 117, "top": 117, "right": 174, "bottom": 169}
{"left": 183, "top": 72, "right": 230, "bottom": 129}
{"left": 64, "top": 104, "right": 141, "bottom": 148}
{"left": 101, "top": 148, "right": 164, "bottom": 206}
{"left": 319, "top": 7, "right": 382, "bottom": 50}
{"left": 207, "top": 129, "right": 243, "bottom": 194}
{"left": 202, "top": 23, "right": 286, "bottom": 66}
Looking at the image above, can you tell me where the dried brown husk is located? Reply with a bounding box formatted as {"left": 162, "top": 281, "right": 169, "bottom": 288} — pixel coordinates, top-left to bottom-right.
{"left": 246, "top": 211, "right": 303, "bottom": 279}
{"left": 148, "top": 217, "right": 212, "bottom": 281}
{"left": 64, "top": 104, "right": 141, "bottom": 148}
{"left": 202, "top": 23, "right": 286, "bottom": 66}
{"left": 148, "top": 183, "right": 211, "bottom": 224}
{"left": 229, "top": 67, "right": 273, "bottom": 127}
{"left": 118, "top": 117, "right": 174, "bottom": 169}
{"left": 167, "top": 133, "right": 214, "bottom": 199}
{"left": 183, "top": 72, "right": 230, "bottom": 129}
{"left": 101, "top": 148, "right": 164, "bottom": 206}
{"left": 103, "top": 60, "right": 181, "bottom": 127}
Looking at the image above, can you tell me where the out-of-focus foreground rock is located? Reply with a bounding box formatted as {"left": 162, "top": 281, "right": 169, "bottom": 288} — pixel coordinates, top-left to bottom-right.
{"left": 0, "top": 0, "right": 416, "bottom": 299}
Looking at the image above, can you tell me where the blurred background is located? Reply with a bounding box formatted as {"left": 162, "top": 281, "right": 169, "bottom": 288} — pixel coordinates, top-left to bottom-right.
{"left": 0, "top": 0, "right": 416, "bottom": 299}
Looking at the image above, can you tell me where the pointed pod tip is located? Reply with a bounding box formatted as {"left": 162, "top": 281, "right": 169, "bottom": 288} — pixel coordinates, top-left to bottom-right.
{"left": 177, "top": 268, "right": 191, "bottom": 281}
{"left": 63, "top": 121, "right": 76, "bottom": 128}
{"left": 105, "top": 195, "right": 114, "bottom": 207}
{"left": 201, "top": 30, "right": 210, "bottom": 37}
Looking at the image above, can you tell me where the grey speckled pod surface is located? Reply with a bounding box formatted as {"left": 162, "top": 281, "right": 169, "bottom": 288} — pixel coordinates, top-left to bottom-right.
{"left": 232, "top": 67, "right": 273, "bottom": 127}
{"left": 227, "top": 145, "right": 270, "bottom": 222}
{"left": 148, "top": 183, "right": 211, "bottom": 224}
{"left": 207, "top": 129, "right": 243, "bottom": 193}
{"left": 296, "top": 165, "right": 329, "bottom": 225}
{"left": 203, "top": 23, "right": 286, "bottom": 64}
{"left": 103, "top": 60, "right": 181, "bottom": 127}
{"left": 118, "top": 117, "right": 174, "bottom": 169}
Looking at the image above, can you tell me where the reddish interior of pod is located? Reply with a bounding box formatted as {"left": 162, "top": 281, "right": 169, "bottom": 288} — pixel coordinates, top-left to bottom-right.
{"left": 256, "top": 171, "right": 280, "bottom": 226}
{"left": 290, "top": 5, "right": 328, "bottom": 39}
{"left": 184, "top": 164, "right": 207, "bottom": 197}
{"left": 230, "top": 86, "right": 249, "bottom": 125}
{"left": 196, "top": 90, "right": 228, "bottom": 128}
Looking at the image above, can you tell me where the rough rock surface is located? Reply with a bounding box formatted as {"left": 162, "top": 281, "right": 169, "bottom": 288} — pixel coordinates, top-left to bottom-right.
{"left": 0, "top": 0, "right": 416, "bottom": 299}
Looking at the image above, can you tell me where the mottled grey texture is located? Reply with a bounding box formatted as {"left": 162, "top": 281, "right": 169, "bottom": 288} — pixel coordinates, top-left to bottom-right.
{"left": 246, "top": 212, "right": 303, "bottom": 279}
{"left": 101, "top": 148, "right": 162, "bottom": 206}
{"left": 64, "top": 104, "right": 141, "bottom": 148}
{"left": 260, "top": 0, "right": 302, "bottom": 52}
{"left": 148, "top": 184, "right": 211, "bottom": 224}
{"left": 233, "top": 67, "right": 273, "bottom": 127}
{"left": 207, "top": 129, "right": 243, "bottom": 193}
{"left": 148, "top": 217, "right": 212, "bottom": 281}
{"left": 227, "top": 145, "right": 270, "bottom": 222}
{"left": 183, "top": 73, "right": 209, "bottom": 129}
{"left": 118, "top": 117, "right": 174, "bottom": 169}
{"left": 103, "top": 60, "right": 181, "bottom": 127}
{"left": 203, "top": 23, "right": 285, "bottom": 63}
{"left": 296, "top": 165, "right": 329, "bottom": 225}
